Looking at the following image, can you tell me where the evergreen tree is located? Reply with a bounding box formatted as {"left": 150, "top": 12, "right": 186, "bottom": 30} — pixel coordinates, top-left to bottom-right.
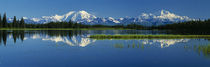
{"left": 16, "top": 20, "right": 20, "bottom": 28}
{"left": 68, "top": 20, "right": 74, "bottom": 28}
{"left": 74, "top": 23, "right": 78, "bottom": 28}
{"left": 0, "top": 14, "right": 2, "bottom": 28}
{"left": 2, "top": 13, "right": 7, "bottom": 28}
{"left": 12, "top": 16, "right": 17, "bottom": 28}
{"left": 20, "top": 18, "right": 25, "bottom": 28}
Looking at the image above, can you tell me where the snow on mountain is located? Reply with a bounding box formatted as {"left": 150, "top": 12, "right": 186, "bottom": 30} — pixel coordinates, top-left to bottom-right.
{"left": 12, "top": 10, "right": 193, "bottom": 26}
{"left": 120, "top": 10, "right": 192, "bottom": 26}
{"left": 140, "top": 10, "right": 191, "bottom": 22}
{"left": 31, "top": 18, "right": 41, "bottom": 22}
{"left": 107, "top": 17, "right": 120, "bottom": 23}
{"left": 41, "top": 10, "right": 97, "bottom": 23}
{"left": 158, "top": 10, "right": 191, "bottom": 21}
{"left": 124, "top": 10, "right": 192, "bottom": 26}
{"left": 17, "top": 10, "right": 97, "bottom": 24}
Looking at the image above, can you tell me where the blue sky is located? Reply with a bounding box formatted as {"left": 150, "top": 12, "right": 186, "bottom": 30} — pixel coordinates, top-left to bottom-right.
{"left": 0, "top": 0, "right": 210, "bottom": 19}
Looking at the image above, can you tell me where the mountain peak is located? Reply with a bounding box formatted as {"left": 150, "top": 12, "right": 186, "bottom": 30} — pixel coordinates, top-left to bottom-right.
{"left": 140, "top": 13, "right": 154, "bottom": 19}
{"left": 155, "top": 10, "right": 192, "bottom": 21}
{"left": 64, "top": 11, "right": 75, "bottom": 17}
{"left": 39, "top": 10, "right": 97, "bottom": 22}
{"left": 160, "top": 10, "right": 172, "bottom": 15}
{"left": 75, "top": 10, "right": 97, "bottom": 20}
{"left": 23, "top": 17, "right": 28, "bottom": 19}
{"left": 78, "top": 10, "right": 89, "bottom": 14}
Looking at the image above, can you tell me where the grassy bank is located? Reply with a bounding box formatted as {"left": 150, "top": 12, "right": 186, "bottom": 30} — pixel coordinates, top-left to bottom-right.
{"left": 0, "top": 28, "right": 130, "bottom": 30}
{"left": 89, "top": 35, "right": 210, "bottom": 39}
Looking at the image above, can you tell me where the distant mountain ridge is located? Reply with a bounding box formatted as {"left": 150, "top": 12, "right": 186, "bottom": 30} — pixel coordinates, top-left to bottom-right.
{"left": 8, "top": 10, "right": 193, "bottom": 26}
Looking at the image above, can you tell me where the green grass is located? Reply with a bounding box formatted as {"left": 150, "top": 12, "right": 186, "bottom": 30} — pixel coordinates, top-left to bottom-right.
{"left": 89, "top": 35, "right": 210, "bottom": 39}
{"left": 0, "top": 28, "right": 130, "bottom": 30}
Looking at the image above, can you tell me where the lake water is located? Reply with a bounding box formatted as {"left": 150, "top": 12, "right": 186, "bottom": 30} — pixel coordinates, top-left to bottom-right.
{"left": 0, "top": 30, "right": 209, "bottom": 67}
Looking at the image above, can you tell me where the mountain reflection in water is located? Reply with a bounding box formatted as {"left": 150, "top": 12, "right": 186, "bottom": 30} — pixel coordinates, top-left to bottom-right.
{"left": 0, "top": 30, "right": 167, "bottom": 46}
{"left": 0, "top": 30, "right": 96, "bottom": 47}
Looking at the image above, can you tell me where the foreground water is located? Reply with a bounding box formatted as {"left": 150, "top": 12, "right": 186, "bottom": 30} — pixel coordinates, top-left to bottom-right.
{"left": 0, "top": 30, "right": 209, "bottom": 67}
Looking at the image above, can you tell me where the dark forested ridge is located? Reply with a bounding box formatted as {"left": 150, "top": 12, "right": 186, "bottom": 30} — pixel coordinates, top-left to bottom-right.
{"left": 152, "top": 19, "right": 210, "bottom": 35}
{"left": 155, "top": 19, "right": 210, "bottom": 30}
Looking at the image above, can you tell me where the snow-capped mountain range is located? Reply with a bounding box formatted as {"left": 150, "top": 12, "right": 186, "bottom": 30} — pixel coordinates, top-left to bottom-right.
{"left": 9, "top": 10, "right": 193, "bottom": 26}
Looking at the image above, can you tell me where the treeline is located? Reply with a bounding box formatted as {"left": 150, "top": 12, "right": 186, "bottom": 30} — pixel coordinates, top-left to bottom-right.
{"left": 155, "top": 19, "right": 210, "bottom": 30}
{"left": 0, "top": 13, "right": 25, "bottom": 28}
{"left": 25, "top": 21, "right": 144, "bottom": 29}
{"left": 147, "top": 19, "right": 210, "bottom": 35}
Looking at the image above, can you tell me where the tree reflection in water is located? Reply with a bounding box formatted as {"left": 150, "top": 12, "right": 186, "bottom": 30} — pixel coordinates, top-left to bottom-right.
{"left": 0, "top": 30, "right": 85, "bottom": 46}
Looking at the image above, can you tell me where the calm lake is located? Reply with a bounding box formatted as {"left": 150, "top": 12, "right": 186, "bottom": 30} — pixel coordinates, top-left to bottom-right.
{"left": 0, "top": 30, "right": 209, "bottom": 67}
